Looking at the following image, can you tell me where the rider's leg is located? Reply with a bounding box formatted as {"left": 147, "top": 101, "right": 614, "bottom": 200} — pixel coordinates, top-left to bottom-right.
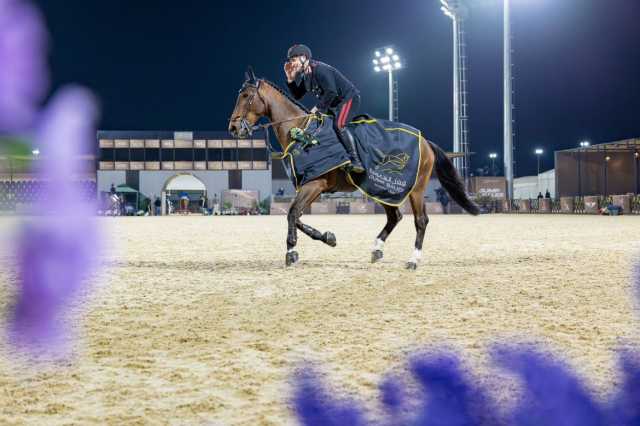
{"left": 335, "top": 96, "right": 364, "bottom": 173}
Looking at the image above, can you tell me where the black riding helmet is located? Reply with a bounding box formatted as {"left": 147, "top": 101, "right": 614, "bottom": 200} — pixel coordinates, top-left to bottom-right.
{"left": 287, "top": 44, "right": 312, "bottom": 60}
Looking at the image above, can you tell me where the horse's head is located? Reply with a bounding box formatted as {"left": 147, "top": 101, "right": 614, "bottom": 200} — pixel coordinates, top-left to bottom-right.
{"left": 228, "top": 67, "right": 268, "bottom": 138}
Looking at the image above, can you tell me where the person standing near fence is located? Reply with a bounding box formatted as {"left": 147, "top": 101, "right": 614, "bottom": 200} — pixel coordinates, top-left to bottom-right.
{"left": 436, "top": 187, "right": 450, "bottom": 214}
{"left": 154, "top": 196, "right": 161, "bottom": 216}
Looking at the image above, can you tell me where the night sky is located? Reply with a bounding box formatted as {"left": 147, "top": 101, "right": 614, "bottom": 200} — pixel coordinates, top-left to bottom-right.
{"left": 34, "top": 0, "right": 640, "bottom": 176}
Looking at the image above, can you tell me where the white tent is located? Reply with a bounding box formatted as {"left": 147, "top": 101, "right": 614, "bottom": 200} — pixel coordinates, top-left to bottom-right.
{"left": 165, "top": 174, "right": 206, "bottom": 191}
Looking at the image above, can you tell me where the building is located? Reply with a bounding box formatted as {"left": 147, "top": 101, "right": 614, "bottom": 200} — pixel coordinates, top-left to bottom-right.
{"left": 96, "top": 130, "right": 271, "bottom": 213}
{"left": 555, "top": 138, "right": 640, "bottom": 197}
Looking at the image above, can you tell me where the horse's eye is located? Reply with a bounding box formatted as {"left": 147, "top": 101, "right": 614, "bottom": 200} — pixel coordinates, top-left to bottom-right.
{"left": 242, "top": 93, "right": 248, "bottom": 98}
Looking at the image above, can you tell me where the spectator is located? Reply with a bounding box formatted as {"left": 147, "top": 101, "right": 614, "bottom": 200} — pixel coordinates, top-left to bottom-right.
{"left": 212, "top": 193, "right": 219, "bottom": 215}
{"left": 537, "top": 192, "right": 544, "bottom": 201}
{"left": 435, "top": 187, "right": 450, "bottom": 214}
{"left": 276, "top": 187, "right": 285, "bottom": 196}
{"left": 179, "top": 191, "right": 189, "bottom": 214}
{"left": 154, "top": 196, "right": 161, "bottom": 216}
{"left": 200, "top": 194, "right": 207, "bottom": 215}
{"left": 545, "top": 189, "right": 551, "bottom": 199}
{"left": 109, "top": 183, "right": 116, "bottom": 196}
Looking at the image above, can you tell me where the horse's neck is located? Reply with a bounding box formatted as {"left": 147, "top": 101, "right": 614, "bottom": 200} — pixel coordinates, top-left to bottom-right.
{"left": 261, "top": 84, "right": 307, "bottom": 152}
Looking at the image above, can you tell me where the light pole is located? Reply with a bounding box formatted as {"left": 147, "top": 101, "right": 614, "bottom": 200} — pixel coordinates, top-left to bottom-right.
{"left": 635, "top": 151, "right": 639, "bottom": 195}
{"left": 604, "top": 155, "right": 611, "bottom": 196}
{"left": 535, "top": 148, "right": 543, "bottom": 194}
{"left": 578, "top": 141, "right": 589, "bottom": 197}
{"left": 373, "top": 47, "right": 402, "bottom": 121}
{"left": 489, "top": 152, "right": 497, "bottom": 176}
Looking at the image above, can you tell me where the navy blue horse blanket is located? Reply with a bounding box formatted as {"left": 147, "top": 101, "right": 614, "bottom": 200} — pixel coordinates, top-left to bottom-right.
{"left": 276, "top": 115, "right": 422, "bottom": 207}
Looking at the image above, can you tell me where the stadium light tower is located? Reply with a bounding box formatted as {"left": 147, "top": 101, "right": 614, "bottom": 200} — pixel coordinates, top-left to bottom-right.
{"left": 373, "top": 47, "right": 402, "bottom": 121}
{"left": 535, "top": 148, "right": 543, "bottom": 194}
{"left": 578, "top": 141, "right": 590, "bottom": 197}
{"left": 503, "top": 0, "right": 515, "bottom": 200}
{"left": 440, "top": 0, "right": 470, "bottom": 188}
{"left": 489, "top": 152, "right": 498, "bottom": 176}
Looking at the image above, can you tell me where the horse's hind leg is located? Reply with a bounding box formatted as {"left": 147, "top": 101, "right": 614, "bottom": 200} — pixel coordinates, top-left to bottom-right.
{"left": 371, "top": 205, "right": 402, "bottom": 263}
{"left": 406, "top": 191, "right": 429, "bottom": 270}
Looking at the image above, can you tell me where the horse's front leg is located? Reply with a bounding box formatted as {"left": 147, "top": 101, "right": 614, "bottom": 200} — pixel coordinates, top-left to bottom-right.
{"left": 296, "top": 221, "right": 336, "bottom": 247}
{"left": 285, "top": 180, "right": 327, "bottom": 266}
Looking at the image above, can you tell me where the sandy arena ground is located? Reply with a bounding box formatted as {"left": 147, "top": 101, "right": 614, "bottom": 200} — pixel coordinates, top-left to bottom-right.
{"left": 1, "top": 214, "right": 640, "bottom": 424}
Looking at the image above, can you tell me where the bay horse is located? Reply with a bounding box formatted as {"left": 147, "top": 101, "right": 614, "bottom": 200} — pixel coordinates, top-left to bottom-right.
{"left": 228, "top": 68, "right": 478, "bottom": 269}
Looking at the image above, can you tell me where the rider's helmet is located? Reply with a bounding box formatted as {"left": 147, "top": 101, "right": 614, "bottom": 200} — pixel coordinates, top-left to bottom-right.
{"left": 287, "top": 44, "right": 312, "bottom": 60}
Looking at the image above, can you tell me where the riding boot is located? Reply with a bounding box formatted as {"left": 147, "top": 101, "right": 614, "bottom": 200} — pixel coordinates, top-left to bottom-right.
{"left": 338, "top": 127, "right": 365, "bottom": 173}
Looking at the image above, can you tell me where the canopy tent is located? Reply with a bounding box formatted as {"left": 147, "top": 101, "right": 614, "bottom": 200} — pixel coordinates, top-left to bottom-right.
{"left": 165, "top": 174, "right": 206, "bottom": 191}
{"left": 115, "top": 184, "right": 140, "bottom": 211}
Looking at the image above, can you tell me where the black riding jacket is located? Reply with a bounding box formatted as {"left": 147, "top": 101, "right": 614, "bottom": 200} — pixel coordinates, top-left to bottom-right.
{"left": 287, "top": 60, "right": 359, "bottom": 114}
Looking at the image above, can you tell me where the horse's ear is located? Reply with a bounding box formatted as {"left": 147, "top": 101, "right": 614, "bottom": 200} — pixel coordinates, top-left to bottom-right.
{"left": 247, "top": 66, "right": 257, "bottom": 83}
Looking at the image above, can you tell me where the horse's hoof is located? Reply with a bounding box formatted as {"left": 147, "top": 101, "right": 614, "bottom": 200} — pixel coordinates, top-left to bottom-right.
{"left": 323, "top": 232, "right": 337, "bottom": 247}
{"left": 285, "top": 251, "right": 299, "bottom": 266}
{"left": 406, "top": 261, "right": 417, "bottom": 270}
{"left": 372, "top": 250, "right": 384, "bottom": 263}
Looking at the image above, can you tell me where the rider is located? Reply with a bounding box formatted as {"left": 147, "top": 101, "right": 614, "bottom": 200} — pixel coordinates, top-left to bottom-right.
{"left": 284, "top": 44, "right": 365, "bottom": 173}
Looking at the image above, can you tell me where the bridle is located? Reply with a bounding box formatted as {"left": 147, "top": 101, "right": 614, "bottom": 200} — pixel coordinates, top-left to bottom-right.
{"left": 230, "top": 79, "right": 310, "bottom": 137}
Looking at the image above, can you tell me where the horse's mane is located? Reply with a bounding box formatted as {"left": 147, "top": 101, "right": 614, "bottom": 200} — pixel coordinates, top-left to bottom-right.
{"left": 260, "top": 79, "right": 310, "bottom": 113}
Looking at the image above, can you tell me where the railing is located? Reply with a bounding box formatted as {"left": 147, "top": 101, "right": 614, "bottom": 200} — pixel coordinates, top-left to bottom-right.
{"left": 500, "top": 194, "right": 639, "bottom": 215}
{"left": 632, "top": 195, "right": 640, "bottom": 214}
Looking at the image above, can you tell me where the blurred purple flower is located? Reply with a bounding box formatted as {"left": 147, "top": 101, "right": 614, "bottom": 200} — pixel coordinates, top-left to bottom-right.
{"left": 8, "top": 86, "right": 100, "bottom": 356}
{"left": 293, "top": 369, "right": 367, "bottom": 426}
{"left": 408, "top": 354, "right": 501, "bottom": 426}
{"left": 0, "top": 0, "right": 48, "bottom": 132}
{"left": 293, "top": 355, "right": 500, "bottom": 426}
{"left": 607, "top": 351, "right": 640, "bottom": 425}
{"left": 493, "top": 347, "right": 605, "bottom": 426}
{"left": 379, "top": 376, "right": 405, "bottom": 416}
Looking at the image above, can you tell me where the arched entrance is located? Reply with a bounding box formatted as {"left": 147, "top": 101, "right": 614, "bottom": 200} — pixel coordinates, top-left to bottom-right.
{"left": 162, "top": 173, "right": 207, "bottom": 215}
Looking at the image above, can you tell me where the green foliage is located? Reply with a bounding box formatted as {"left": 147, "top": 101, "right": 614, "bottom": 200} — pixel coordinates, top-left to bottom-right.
{"left": 0, "top": 136, "right": 32, "bottom": 158}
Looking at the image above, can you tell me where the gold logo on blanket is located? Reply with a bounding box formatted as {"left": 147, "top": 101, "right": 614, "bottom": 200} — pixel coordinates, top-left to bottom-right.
{"left": 374, "top": 148, "right": 410, "bottom": 175}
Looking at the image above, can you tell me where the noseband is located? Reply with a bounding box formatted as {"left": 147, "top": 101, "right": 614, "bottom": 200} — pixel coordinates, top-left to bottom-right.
{"left": 231, "top": 79, "right": 310, "bottom": 137}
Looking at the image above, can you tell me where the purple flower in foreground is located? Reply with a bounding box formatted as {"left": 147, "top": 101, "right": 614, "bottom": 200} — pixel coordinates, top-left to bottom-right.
{"left": 493, "top": 347, "right": 605, "bottom": 426}
{"left": 293, "top": 355, "right": 500, "bottom": 426}
{"left": 607, "top": 352, "right": 640, "bottom": 425}
{"left": 293, "top": 370, "right": 367, "bottom": 426}
{"left": 408, "top": 354, "right": 500, "bottom": 426}
{"left": 8, "top": 86, "right": 99, "bottom": 356}
{"left": 379, "top": 376, "right": 405, "bottom": 417}
{"left": 0, "top": 0, "right": 48, "bottom": 132}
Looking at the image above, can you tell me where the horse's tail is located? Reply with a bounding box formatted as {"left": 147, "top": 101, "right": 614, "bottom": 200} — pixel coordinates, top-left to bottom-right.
{"left": 428, "top": 141, "right": 480, "bottom": 216}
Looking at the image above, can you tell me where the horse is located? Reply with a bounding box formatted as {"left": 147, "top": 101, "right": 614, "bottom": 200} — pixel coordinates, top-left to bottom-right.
{"left": 228, "top": 68, "right": 479, "bottom": 269}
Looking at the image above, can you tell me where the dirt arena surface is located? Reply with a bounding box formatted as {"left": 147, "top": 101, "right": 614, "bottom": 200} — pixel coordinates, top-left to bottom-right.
{"left": 1, "top": 214, "right": 639, "bottom": 425}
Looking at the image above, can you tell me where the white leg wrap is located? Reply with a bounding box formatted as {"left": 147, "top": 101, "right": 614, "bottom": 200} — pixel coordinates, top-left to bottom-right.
{"left": 373, "top": 238, "right": 385, "bottom": 251}
{"left": 287, "top": 248, "right": 295, "bottom": 253}
{"left": 409, "top": 249, "right": 422, "bottom": 264}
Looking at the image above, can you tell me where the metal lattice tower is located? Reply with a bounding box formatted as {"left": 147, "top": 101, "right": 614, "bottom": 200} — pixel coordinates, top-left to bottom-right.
{"left": 456, "top": 12, "right": 470, "bottom": 188}
{"left": 392, "top": 72, "right": 399, "bottom": 122}
{"left": 441, "top": 0, "right": 471, "bottom": 190}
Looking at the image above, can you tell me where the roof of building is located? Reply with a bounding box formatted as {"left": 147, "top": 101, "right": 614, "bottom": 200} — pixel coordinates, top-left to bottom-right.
{"left": 96, "top": 130, "right": 266, "bottom": 140}
{"left": 556, "top": 138, "right": 640, "bottom": 153}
